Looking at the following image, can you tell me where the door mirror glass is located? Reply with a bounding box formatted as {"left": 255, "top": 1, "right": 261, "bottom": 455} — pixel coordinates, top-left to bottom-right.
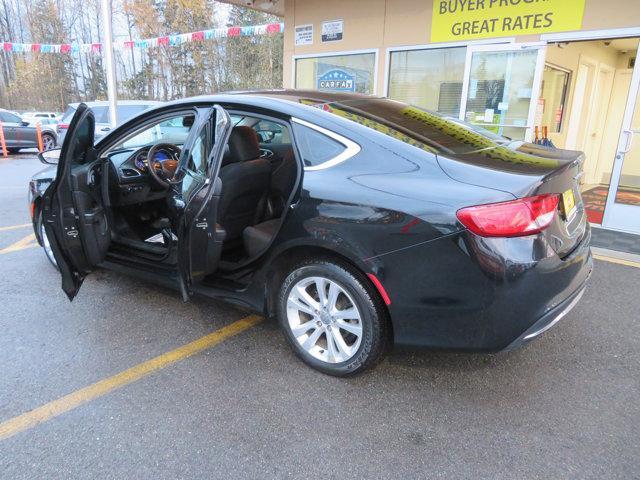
{"left": 38, "top": 148, "right": 61, "bottom": 165}
{"left": 20, "top": 121, "right": 30, "bottom": 127}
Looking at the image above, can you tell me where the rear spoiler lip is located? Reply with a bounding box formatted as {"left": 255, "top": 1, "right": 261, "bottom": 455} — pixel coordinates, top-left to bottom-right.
{"left": 540, "top": 151, "right": 585, "bottom": 183}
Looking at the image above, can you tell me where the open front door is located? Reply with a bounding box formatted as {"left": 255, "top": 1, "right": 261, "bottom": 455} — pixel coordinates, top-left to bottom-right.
{"left": 176, "top": 105, "right": 232, "bottom": 299}
{"left": 42, "top": 103, "right": 111, "bottom": 300}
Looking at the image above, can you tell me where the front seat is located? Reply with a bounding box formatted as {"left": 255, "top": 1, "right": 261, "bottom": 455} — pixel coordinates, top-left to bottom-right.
{"left": 217, "top": 126, "right": 272, "bottom": 242}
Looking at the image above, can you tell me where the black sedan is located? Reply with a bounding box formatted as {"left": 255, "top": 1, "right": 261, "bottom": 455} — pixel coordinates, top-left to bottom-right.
{"left": 29, "top": 90, "right": 592, "bottom": 376}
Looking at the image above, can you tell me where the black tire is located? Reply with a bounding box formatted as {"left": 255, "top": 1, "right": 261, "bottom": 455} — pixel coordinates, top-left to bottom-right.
{"left": 277, "top": 258, "right": 389, "bottom": 376}
{"left": 37, "top": 208, "right": 58, "bottom": 269}
{"left": 7, "top": 148, "right": 20, "bottom": 154}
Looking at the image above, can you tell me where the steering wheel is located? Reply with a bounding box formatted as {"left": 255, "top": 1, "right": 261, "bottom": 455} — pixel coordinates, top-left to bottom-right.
{"left": 146, "top": 143, "right": 181, "bottom": 188}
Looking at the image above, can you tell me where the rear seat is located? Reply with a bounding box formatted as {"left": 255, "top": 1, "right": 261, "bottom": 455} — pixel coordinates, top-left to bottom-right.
{"left": 243, "top": 219, "right": 280, "bottom": 257}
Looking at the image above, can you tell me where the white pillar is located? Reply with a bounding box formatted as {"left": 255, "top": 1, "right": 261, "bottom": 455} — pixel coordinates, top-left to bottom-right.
{"left": 101, "top": 0, "right": 118, "bottom": 126}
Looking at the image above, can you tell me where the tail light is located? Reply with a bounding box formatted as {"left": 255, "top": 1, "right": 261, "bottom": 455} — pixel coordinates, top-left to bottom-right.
{"left": 456, "top": 194, "right": 560, "bottom": 238}
{"left": 57, "top": 123, "right": 69, "bottom": 133}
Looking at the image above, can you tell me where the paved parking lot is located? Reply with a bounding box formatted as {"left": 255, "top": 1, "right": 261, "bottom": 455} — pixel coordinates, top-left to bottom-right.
{"left": 0, "top": 153, "right": 639, "bottom": 479}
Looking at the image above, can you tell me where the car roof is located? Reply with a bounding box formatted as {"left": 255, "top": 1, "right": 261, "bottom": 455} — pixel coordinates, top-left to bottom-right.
{"left": 152, "top": 89, "right": 383, "bottom": 125}
{"left": 67, "top": 100, "right": 162, "bottom": 108}
{"left": 165, "top": 89, "right": 374, "bottom": 107}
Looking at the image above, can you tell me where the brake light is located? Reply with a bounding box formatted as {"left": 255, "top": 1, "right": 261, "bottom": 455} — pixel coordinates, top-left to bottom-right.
{"left": 456, "top": 194, "right": 560, "bottom": 237}
{"left": 58, "top": 123, "right": 69, "bottom": 130}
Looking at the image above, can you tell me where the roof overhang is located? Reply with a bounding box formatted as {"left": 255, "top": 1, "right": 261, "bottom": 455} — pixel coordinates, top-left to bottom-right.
{"left": 218, "top": 0, "right": 284, "bottom": 17}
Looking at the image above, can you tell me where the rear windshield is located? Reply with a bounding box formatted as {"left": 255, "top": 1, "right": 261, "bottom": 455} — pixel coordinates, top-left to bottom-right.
{"left": 297, "top": 97, "right": 511, "bottom": 156}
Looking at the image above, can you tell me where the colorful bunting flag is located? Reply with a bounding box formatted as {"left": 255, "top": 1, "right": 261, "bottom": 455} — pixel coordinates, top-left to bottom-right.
{"left": 0, "top": 22, "right": 284, "bottom": 55}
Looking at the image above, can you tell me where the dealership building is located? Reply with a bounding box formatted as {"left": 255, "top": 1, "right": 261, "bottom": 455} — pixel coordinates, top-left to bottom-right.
{"left": 227, "top": 0, "right": 640, "bottom": 237}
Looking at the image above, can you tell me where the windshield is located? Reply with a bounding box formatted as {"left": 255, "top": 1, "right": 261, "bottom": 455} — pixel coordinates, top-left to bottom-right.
{"left": 111, "top": 114, "right": 195, "bottom": 151}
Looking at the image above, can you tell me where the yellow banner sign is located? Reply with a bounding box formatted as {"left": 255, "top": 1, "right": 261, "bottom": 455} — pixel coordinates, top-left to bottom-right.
{"left": 431, "top": 0, "right": 586, "bottom": 42}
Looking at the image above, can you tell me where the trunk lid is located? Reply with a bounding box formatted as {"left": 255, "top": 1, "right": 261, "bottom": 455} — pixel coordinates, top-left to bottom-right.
{"left": 437, "top": 141, "right": 588, "bottom": 258}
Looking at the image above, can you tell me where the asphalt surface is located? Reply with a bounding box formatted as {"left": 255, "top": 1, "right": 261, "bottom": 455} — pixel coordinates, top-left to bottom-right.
{"left": 0, "top": 152, "right": 638, "bottom": 479}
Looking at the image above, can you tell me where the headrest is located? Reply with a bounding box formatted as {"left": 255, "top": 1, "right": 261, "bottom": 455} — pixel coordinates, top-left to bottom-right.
{"left": 182, "top": 115, "right": 195, "bottom": 128}
{"left": 222, "top": 126, "right": 261, "bottom": 166}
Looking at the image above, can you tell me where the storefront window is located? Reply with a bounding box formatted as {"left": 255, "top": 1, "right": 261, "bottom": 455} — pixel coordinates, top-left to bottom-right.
{"left": 388, "top": 47, "right": 466, "bottom": 116}
{"left": 463, "top": 49, "right": 539, "bottom": 140}
{"left": 540, "top": 64, "right": 570, "bottom": 133}
{"left": 295, "top": 53, "right": 376, "bottom": 95}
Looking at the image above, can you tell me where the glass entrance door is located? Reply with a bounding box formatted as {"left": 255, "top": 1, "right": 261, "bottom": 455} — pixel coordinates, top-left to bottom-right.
{"left": 603, "top": 41, "right": 640, "bottom": 234}
{"left": 459, "top": 44, "right": 546, "bottom": 142}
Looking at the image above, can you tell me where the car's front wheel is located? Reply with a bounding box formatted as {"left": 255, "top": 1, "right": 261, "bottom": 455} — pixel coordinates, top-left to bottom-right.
{"left": 278, "top": 259, "right": 389, "bottom": 376}
{"left": 37, "top": 209, "right": 58, "bottom": 269}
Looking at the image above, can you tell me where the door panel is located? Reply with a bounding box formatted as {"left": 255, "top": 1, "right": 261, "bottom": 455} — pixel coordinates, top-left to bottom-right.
{"left": 177, "top": 105, "right": 232, "bottom": 297}
{"left": 603, "top": 40, "right": 640, "bottom": 234}
{"left": 15, "top": 123, "right": 38, "bottom": 147}
{"left": 0, "top": 112, "right": 21, "bottom": 146}
{"left": 42, "top": 103, "right": 110, "bottom": 300}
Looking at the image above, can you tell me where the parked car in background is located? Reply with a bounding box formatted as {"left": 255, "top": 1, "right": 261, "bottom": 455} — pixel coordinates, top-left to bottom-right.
{"left": 57, "top": 101, "right": 161, "bottom": 145}
{"left": 22, "top": 117, "right": 58, "bottom": 127}
{"left": 0, "top": 108, "right": 57, "bottom": 152}
{"left": 22, "top": 111, "right": 59, "bottom": 121}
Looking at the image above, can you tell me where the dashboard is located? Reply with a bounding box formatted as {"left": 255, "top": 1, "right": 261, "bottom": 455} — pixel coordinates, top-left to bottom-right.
{"left": 108, "top": 144, "right": 180, "bottom": 206}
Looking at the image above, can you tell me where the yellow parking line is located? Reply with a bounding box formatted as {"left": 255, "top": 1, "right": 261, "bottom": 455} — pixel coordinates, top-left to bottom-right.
{"left": 0, "top": 314, "right": 263, "bottom": 441}
{"left": 0, "top": 233, "right": 38, "bottom": 254}
{"left": 0, "top": 223, "right": 31, "bottom": 232}
{"left": 593, "top": 254, "right": 640, "bottom": 269}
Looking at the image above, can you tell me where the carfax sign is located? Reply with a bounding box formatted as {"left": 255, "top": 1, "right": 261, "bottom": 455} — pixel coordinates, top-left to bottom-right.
{"left": 317, "top": 69, "right": 356, "bottom": 92}
{"left": 431, "top": 0, "right": 586, "bottom": 42}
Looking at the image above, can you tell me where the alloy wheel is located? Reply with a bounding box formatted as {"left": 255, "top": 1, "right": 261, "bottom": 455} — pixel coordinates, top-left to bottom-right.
{"left": 40, "top": 221, "right": 57, "bottom": 267}
{"left": 286, "top": 276, "right": 363, "bottom": 364}
{"left": 42, "top": 135, "right": 56, "bottom": 151}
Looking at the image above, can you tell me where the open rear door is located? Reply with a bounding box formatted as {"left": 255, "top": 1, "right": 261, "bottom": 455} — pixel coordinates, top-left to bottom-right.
{"left": 42, "top": 103, "right": 111, "bottom": 300}
{"left": 176, "top": 105, "right": 232, "bottom": 299}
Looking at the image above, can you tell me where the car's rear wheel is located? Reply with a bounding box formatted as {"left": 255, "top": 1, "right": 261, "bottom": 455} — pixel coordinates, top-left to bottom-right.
{"left": 41, "top": 133, "right": 56, "bottom": 151}
{"left": 7, "top": 148, "right": 20, "bottom": 154}
{"left": 278, "top": 259, "right": 389, "bottom": 376}
{"left": 37, "top": 209, "right": 57, "bottom": 269}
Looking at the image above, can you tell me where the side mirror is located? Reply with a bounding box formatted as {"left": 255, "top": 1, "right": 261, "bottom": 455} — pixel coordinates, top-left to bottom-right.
{"left": 20, "top": 121, "right": 30, "bottom": 127}
{"left": 38, "top": 148, "right": 61, "bottom": 165}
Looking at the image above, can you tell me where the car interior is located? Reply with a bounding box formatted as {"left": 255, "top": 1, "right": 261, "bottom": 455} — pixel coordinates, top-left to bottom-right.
{"left": 102, "top": 110, "right": 300, "bottom": 271}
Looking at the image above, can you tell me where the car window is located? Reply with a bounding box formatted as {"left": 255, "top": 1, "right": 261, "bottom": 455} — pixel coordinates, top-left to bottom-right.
{"left": 117, "top": 105, "right": 151, "bottom": 123}
{"left": 61, "top": 106, "right": 77, "bottom": 124}
{"left": 0, "top": 112, "right": 22, "bottom": 123}
{"left": 112, "top": 114, "right": 195, "bottom": 150}
{"left": 254, "top": 120, "right": 291, "bottom": 145}
{"left": 181, "top": 126, "right": 209, "bottom": 198}
{"left": 90, "top": 106, "right": 109, "bottom": 124}
{"left": 291, "top": 123, "right": 346, "bottom": 168}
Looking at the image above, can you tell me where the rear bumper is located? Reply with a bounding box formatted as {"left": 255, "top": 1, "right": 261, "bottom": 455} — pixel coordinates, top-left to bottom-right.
{"left": 502, "top": 284, "right": 586, "bottom": 351}
{"left": 382, "top": 225, "right": 593, "bottom": 351}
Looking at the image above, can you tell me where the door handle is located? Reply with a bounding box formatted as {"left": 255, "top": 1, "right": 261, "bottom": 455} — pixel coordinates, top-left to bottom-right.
{"left": 620, "top": 129, "right": 634, "bottom": 154}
